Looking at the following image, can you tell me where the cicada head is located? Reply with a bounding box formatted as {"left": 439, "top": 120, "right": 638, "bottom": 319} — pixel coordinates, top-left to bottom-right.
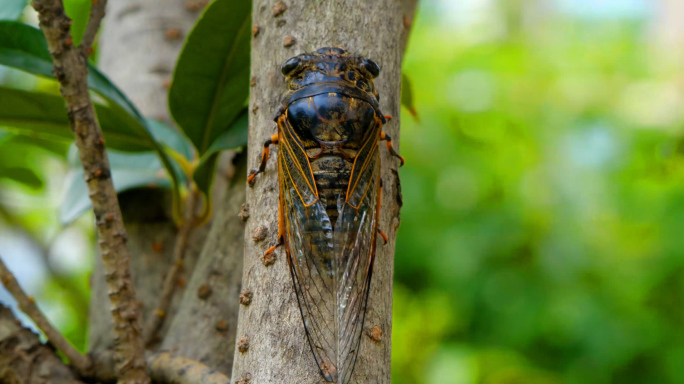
{"left": 277, "top": 47, "right": 386, "bottom": 146}
{"left": 280, "top": 47, "right": 382, "bottom": 104}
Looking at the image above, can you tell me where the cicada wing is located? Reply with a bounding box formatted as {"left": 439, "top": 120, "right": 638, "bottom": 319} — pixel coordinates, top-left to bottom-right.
{"left": 334, "top": 142, "right": 381, "bottom": 384}
{"left": 279, "top": 118, "right": 339, "bottom": 381}
{"left": 279, "top": 112, "right": 382, "bottom": 383}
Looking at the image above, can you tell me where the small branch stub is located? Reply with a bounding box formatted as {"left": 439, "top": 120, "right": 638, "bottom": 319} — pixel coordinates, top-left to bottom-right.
{"left": 367, "top": 324, "right": 382, "bottom": 343}
{"left": 283, "top": 36, "right": 296, "bottom": 48}
{"left": 238, "top": 203, "right": 250, "bottom": 221}
{"left": 272, "top": 1, "right": 287, "bottom": 17}
{"left": 216, "top": 320, "right": 229, "bottom": 333}
{"left": 239, "top": 290, "right": 253, "bottom": 306}
{"left": 237, "top": 336, "right": 250, "bottom": 353}
{"left": 252, "top": 226, "right": 268, "bottom": 242}
{"left": 197, "top": 284, "right": 212, "bottom": 300}
{"left": 261, "top": 251, "right": 276, "bottom": 266}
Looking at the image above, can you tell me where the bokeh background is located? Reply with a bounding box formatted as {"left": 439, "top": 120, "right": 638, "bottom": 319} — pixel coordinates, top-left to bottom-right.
{"left": 2, "top": 0, "right": 684, "bottom": 383}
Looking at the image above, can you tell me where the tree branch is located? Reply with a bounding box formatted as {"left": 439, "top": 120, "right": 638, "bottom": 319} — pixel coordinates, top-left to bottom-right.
{"left": 0, "top": 304, "right": 85, "bottom": 384}
{"left": 31, "top": 1, "right": 149, "bottom": 383}
{"left": 90, "top": 351, "right": 230, "bottom": 384}
{"left": 144, "top": 190, "right": 199, "bottom": 345}
{"left": 0, "top": 254, "right": 92, "bottom": 375}
{"left": 81, "top": 0, "right": 107, "bottom": 52}
{"left": 147, "top": 353, "right": 231, "bottom": 384}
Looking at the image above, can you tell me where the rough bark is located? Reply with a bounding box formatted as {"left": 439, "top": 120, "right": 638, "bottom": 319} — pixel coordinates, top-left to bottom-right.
{"left": 231, "top": 1, "right": 413, "bottom": 382}
{"left": 160, "top": 155, "right": 246, "bottom": 376}
{"left": 88, "top": 190, "right": 209, "bottom": 352}
{"left": 0, "top": 304, "right": 84, "bottom": 384}
{"left": 31, "top": 1, "right": 149, "bottom": 382}
{"left": 88, "top": 0, "right": 207, "bottom": 354}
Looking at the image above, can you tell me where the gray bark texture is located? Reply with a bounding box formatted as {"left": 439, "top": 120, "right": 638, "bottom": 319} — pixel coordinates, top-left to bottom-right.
{"left": 160, "top": 156, "right": 246, "bottom": 375}
{"left": 0, "top": 304, "right": 83, "bottom": 384}
{"left": 231, "top": 1, "right": 415, "bottom": 383}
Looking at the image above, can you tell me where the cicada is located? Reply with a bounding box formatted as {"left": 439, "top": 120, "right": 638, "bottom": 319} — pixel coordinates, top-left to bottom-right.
{"left": 248, "top": 46, "right": 403, "bottom": 383}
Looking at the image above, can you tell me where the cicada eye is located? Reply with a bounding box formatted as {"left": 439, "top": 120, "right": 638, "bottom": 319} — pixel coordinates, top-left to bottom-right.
{"left": 281, "top": 56, "right": 302, "bottom": 76}
{"left": 360, "top": 58, "right": 380, "bottom": 78}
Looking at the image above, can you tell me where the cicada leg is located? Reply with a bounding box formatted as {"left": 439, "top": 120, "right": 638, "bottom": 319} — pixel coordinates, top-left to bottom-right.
{"left": 380, "top": 131, "right": 405, "bottom": 167}
{"left": 265, "top": 181, "right": 286, "bottom": 256}
{"left": 376, "top": 179, "right": 388, "bottom": 245}
{"left": 377, "top": 229, "right": 388, "bottom": 245}
{"left": 247, "top": 133, "right": 279, "bottom": 186}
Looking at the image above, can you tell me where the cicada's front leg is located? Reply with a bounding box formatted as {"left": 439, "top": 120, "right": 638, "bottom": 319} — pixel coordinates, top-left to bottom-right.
{"left": 247, "top": 133, "right": 279, "bottom": 186}
{"left": 380, "top": 115, "right": 405, "bottom": 166}
{"left": 265, "top": 190, "right": 285, "bottom": 256}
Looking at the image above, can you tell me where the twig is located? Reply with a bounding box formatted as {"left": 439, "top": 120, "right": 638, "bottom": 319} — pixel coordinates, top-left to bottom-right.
{"left": 80, "top": 0, "right": 107, "bottom": 52}
{"left": 0, "top": 254, "right": 93, "bottom": 375}
{"left": 144, "top": 190, "right": 199, "bottom": 345}
{"left": 31, "top": 1, "right": 149, "bottom": 383}
{"left": 91, "top": 351, "right": 230, "bottom": 384}
{"left": 148, "top": 352, "right": 231, "bottom": 384}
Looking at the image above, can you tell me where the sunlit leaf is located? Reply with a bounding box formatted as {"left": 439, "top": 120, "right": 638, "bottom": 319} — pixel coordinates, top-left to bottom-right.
{"left": 0, "top": 167, "right": 43, "bottom": 189}
{"left": 0, "top": 21, "right": 185, "bottom": 221}
{"left": 63, "top": 0, "right": 91, "bottom": 46}
{"left": 192, "top": 110, "right": 247, "bottom": 202}
{"left": 0, "top": 86, "right": 150, "bottom": 151}
{"left": 0, "top": 0, "right": 26, "bottom": 21}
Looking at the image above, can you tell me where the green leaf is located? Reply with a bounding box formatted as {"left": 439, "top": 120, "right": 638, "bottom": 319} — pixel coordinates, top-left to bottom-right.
{"left": 168, "top": 0, "right": 251, "bottom": 155}
{"left": 0, "top": 130, "right": 70, "bottom": 157}
{"left": 0, "top": 0, "right": 26, "bottom": 21}
{"left": 0, "top": 21, "right": 186, "bottom": 220}
{"left": 63, "top": 0, "right": 91, "bottom": 46}
{"left": 60, "top": 147, "right": 171, "bottom": 225}
{"left": 0, "top": 167, "right": 43, "bottom": 189}
{"left": 192, "top": 110, "right": 248, "bottom": 210}
{"left": 0, "top": 21, "right": 147, "bottom": 130}
{"left": 401, "top": 73, "right": 419, "bottom": 122}
{"left": 146, "top": 118, "right": 194, "bottom": 161}
{"left": 0, "top": 86, "right": 151, "bottom": 151}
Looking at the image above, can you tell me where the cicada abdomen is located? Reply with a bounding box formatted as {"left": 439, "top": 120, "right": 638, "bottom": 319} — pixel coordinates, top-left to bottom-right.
{"left": 248, "top": 46, "right": 403, "bottom": 383}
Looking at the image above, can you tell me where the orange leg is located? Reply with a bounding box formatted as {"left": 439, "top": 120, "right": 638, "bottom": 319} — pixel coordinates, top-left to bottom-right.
{"left": 380, "top": 131, "right": 404, "bottom": 166}
{"left": 247, "top": 133, "right": 279, "bottom": 186}
{"left": 265, "top": 176, "right": 286, "bottom": 256}
{"left": 377, "top": 229, "right": 388, "bottom": 245}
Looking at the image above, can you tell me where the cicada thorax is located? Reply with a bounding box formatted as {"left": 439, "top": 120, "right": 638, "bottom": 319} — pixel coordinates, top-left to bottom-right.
{"left": 286, "top": 93, "right": 378, "bottom": 227}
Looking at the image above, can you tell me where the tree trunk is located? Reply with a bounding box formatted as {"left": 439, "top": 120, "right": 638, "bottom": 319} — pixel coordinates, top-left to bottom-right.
{"left": 231, "top": 1, "right": 414, "bottom": 382}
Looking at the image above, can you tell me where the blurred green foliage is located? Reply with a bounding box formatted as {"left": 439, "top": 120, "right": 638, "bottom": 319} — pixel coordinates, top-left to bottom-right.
{"left": 393, "top": 1, "right": 684, "bottom": 383}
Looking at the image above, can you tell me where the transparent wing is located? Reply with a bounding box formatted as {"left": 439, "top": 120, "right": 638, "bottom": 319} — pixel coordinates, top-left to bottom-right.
{"left": 280, "top": 115, "right": 382, "bottom": 383}
{"left": 334, "top": 140, "right": 381, "bottom": 384}
{"left": 279, "top": 118, "right": 338, "bottom": 380}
